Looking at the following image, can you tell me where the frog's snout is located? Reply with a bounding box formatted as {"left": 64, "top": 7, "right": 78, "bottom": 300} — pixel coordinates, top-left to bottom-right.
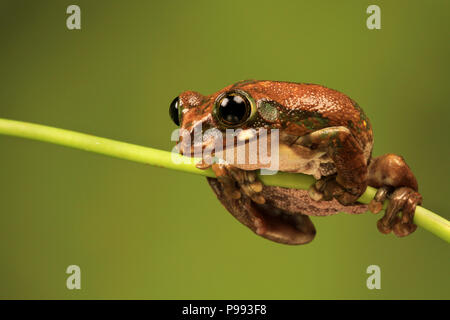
{"left": 177, "top": 114, "right": 218, "bottom": 157}
{"left": 178, "top": 91, "right": 207, "bottom": 109}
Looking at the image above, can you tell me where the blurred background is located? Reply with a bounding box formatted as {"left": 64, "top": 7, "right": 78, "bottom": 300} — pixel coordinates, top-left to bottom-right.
{"left": 0, "top": 0, "right": 448, "bottom": 299}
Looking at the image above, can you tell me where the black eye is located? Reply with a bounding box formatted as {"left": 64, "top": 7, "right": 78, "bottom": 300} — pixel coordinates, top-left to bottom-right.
{"left": 169, "top": 97, "right": 180, "bottom": 126}
{"left": 216, "top": 92, "right": 251, "bottom": 126}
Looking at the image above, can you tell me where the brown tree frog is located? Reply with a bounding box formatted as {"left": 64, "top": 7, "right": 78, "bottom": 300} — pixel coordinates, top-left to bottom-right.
{"left": 169, "top": 80, "right": 422, "bottom": 245}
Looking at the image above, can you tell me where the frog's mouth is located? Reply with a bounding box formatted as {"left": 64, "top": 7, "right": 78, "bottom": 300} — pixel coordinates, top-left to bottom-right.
{"left": 207, "top": 178, "right": 316, "bottom": 245}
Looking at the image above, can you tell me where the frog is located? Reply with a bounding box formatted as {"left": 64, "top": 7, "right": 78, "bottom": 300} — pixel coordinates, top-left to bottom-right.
{"left": 169, "top": 80, "right": 422, "bottom": 245}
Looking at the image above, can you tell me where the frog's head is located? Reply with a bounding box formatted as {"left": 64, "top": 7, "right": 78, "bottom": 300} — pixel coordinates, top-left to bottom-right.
{"left": 169, "top": 80, "right": 285, "bottom": 161}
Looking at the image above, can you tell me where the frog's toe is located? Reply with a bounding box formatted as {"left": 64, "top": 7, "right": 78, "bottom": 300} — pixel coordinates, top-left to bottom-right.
{"left": 377, "top": 187, "right": 422, "bottom": 237}
{"left": 369, "top": 186, "right": 391, "bottom": 214}
{"left": 308, "top": 175, "right": 333, "bottom": 201}
{"left": 241, "top": 179, "right": 265, "bottom": 204}
{"left": 308, "top": 185, "right": 324, "bottom": 201}
{"left": 309, "top": 175, "right": 360, "bottom": 205}
{"left": 211, "top": 164, "right": 265, "bottom": 204}
{"left": 211, "top": 164, "right": 241, "bottom": 200}
{"left": 392, "top": 219, "right": 417, "bottom": 237}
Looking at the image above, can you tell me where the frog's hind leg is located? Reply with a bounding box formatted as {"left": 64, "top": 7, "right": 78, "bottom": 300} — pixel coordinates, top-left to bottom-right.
{"left": 248, "top": 202, "right": 316, "bottom": 245}
{"left": 367, "top": 154, "right": 422, "bottom": 237}
{"left": 207, "top": 177, "right": 316, "bottom": 245}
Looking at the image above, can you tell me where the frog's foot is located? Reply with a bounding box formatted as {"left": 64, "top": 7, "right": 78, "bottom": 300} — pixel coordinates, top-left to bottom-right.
{"left": 211, "top": 163, "right": 265, "bottom": 204}
{"left": 370, "top": 187, "right": 422, "bottom": 237}
{"left": 367, "top": 153, "right": 422, "bottom": 237}
{"left": 308, "top": 174, "right": 362, "bottom": 205}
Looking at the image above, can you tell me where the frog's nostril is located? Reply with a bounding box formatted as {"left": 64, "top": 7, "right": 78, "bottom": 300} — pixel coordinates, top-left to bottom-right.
{"left": 169, "top": 96, "right": 180, "bottom": 126}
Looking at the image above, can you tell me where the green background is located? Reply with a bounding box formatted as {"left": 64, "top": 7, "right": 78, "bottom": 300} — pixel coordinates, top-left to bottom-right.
{"left": 0, "top": 0, "right": 448, "bottom": 299}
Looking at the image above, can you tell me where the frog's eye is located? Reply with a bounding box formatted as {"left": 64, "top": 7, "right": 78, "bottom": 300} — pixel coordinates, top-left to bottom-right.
{"left": 214, "top": 91, "right": 253, "bottom": 127}
{"left": 169, "top": 96, "right": 180, "bottom": 126}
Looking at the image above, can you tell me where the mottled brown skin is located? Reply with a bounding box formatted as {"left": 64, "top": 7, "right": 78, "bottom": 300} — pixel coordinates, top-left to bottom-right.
{"left": 173, "top": 80, "right": 422, "bottom": 245}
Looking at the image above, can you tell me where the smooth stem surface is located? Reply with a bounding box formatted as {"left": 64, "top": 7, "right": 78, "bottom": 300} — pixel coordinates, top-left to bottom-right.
{"left": 0, "top": 118, "right": 449, "bottom": 242}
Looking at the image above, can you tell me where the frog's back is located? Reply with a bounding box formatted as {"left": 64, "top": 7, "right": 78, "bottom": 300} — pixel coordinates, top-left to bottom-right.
{"left": 234, "top": 80, "right": 374, "bottom": 160}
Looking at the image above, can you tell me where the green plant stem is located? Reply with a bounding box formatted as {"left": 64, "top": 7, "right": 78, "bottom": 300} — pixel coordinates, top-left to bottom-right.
{"left": 0, "top": 118, "right": 448, "bottom": 242}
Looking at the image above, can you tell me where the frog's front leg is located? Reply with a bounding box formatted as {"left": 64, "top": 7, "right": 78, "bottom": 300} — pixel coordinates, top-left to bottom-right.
{"left": 367, "top": 154, "right": 422, "bottom": 237}
{"left": 297, "top": 126, "right": 368, "bottom": 205}
{"left": 210, "top": 163, "right": 266, "bottom": 205}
